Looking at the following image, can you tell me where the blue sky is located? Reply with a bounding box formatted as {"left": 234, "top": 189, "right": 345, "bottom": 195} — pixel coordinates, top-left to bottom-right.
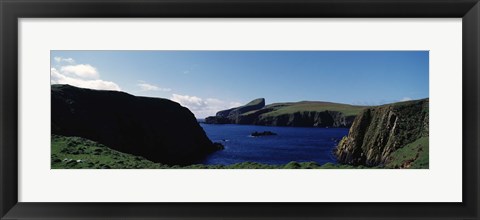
{"left": 51, "top": 51, "right": 429, "bottom": 118}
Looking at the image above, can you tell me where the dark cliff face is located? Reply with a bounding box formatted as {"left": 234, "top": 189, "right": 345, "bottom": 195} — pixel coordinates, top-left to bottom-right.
{"left": 253, "top": 111, "right": 356, "bottom": 127}
{"left": 336, "top": 99, "right": 429, "bottom": 166}
{"left": 205, "top": 99, "right": 362, "bottom": 128}
{"left": 51, "top": 84, "right": 217, "bottom": 165}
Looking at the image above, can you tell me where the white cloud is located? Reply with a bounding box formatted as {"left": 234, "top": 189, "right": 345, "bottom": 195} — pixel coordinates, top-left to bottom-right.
{"left": 137, "top": 82, "right": 171, "bottom": 92}
{"left": 51, "top": 67, "right": 121, "bottom": 91}
{"left": 171, "top": 94, "right": 242, "bottom": 118}
{"left": 230, "top": 101, "right": 243, "bottom": 107}
{"left": 400, "top": 97, "right": 413, "bottom": 102}
{"left": 60, "top": 64, "right": 99, "bottom": 79}
{"left": 171, "top": 94, "right": 205, "bottom": 109}
{"left": 54, "top": 57, "right": 75, "bottom": 64}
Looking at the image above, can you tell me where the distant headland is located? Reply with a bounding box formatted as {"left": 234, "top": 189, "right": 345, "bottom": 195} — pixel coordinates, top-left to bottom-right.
{"left": 205, "top": 98, "right": 366, "bottom": 128}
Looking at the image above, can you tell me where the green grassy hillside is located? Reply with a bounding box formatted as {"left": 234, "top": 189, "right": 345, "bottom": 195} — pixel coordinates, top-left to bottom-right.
{"left": 257, "top": 101, "right": 366, "bottom": 117}
{"left": 385, "top": 137, "right": 429, "bottom": 169}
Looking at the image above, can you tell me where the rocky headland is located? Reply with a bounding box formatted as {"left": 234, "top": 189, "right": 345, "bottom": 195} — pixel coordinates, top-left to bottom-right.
{"left": 335, "top": 98, "right": 429, "bottom": 168}
{"left": 205, "top": 98, "right": 366, "bottom": 128}
{"left": 51, "top": 84, "right": 222, "bottom": 165}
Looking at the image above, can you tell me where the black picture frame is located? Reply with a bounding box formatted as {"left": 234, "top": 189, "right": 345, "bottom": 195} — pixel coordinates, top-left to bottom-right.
{"left": 1, "top": 0, "right": 479, "bottom": 219}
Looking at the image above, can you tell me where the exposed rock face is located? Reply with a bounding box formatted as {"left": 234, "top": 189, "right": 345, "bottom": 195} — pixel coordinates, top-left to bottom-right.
{"left": 254, "top": 111, "right": 356, "bottom": 127}
{"left": 335, "top": 99, "right": 429, "bottom": 166}
{"left": 51, "top": 84, "right": 218, "bottom": 165}
{"left": 205, "top": 99, "right": 361, "bottom": 128}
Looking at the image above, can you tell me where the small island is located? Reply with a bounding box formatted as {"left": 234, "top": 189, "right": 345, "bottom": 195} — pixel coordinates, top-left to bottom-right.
{"left": 251, "top": 131, "right": 277, "bottom": 137}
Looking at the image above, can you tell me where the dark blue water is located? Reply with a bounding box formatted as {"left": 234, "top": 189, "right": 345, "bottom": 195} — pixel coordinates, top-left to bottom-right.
{"left": 200, "top": 124, "right": 349, "bottom": 165}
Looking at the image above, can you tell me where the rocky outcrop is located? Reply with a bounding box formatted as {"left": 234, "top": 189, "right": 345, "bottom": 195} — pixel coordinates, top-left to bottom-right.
{"left": 251, "top": 131, "right": 277, "bottom": 137}
{"left": 335, "top": 99, "right": 429, "bottom": 166}
{"left": 205, "top": 98, "right": 265, "bottom": 124}
{"left": 51, "top": 84, "right": 219, "bottom": 165}
{"left": 205, "top": 99, "right": 363, "bottom": 128}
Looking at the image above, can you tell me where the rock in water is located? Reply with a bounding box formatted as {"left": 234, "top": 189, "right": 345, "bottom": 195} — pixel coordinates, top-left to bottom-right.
{"left": 51, "top": 84, "right": 219, "bottom": 165}
{"left": 251, "top": 131, "right": 277, "bottom": 137}
{"left": 335, "top": 99, "right": 429, "bottom": 166}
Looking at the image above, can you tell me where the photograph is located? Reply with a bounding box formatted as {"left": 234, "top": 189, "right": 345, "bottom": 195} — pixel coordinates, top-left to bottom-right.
{"left": 3, "top": 0, "right": 477, "bottom": 218}
{"left": 50, "top": 50, "right": 429, "bottom": 169}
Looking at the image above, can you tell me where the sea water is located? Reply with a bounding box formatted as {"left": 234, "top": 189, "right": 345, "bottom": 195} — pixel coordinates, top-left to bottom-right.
{"left": 199, "top": 123, "right": 349, "bottom": 165}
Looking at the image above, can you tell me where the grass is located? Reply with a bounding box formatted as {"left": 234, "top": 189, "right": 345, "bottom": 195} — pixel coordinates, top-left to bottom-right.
{"left": 257, "top": 101, "right": 366, "bottom": 117}
{"left": 241, "top": 103, "right": 288, "bottom": 116}
{"left": 51, "top": 135, "right": 165, "bottom": 169}
{"left": 52, "top": 135, "right": 426, "bottom": 169}
{"left": 385, "top": 137, "right": 429, "bottom": 169}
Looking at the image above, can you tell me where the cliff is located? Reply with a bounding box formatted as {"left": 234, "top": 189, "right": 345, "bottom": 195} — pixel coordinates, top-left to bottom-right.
{"left": 205, "top": 99, "right": 365, "bottom": 128}
{"left": 335, "top": 98, "right": 429, "bottom": 167}
{"left": 51, "top": 84, "right": 220, "bottom": 165}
